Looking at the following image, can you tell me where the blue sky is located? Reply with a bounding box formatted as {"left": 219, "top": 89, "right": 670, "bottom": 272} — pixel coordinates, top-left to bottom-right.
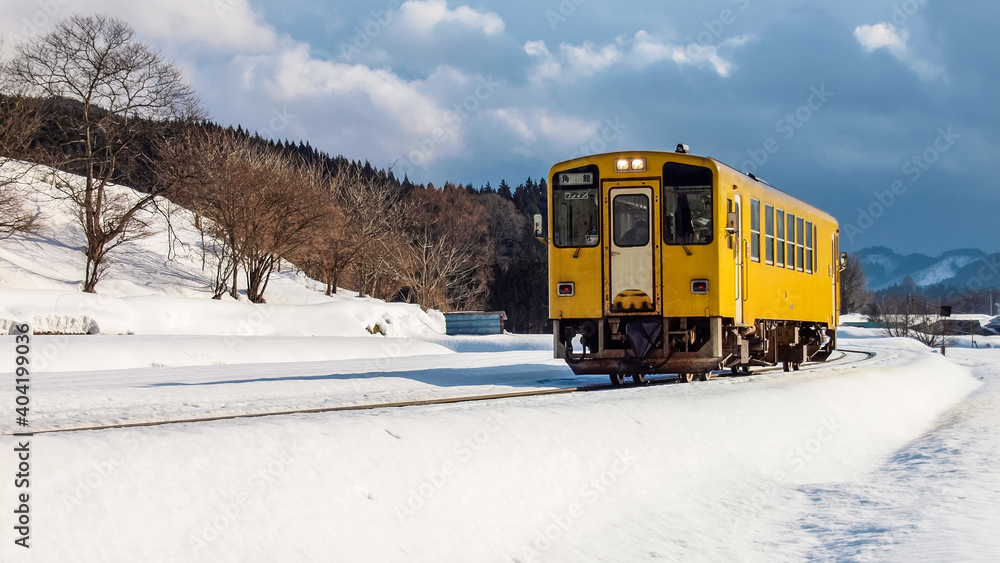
{"left": 2, "top": 0, "right": 997, "bottom": 255}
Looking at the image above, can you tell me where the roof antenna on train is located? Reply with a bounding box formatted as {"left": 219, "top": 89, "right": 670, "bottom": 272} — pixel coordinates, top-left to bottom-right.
{"left": 675, "top": 143, "right": 689, "bottom": 154}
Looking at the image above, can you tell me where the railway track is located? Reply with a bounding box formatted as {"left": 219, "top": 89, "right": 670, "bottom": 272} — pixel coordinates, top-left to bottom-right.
{"left": 12, "top": 348, "right": 876, "bottom": 436}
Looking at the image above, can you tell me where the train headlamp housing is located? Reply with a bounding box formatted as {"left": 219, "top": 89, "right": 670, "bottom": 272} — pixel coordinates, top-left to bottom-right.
{"left": 557, "top": 282, "right": 575, "bottom": 297}
{"left": 615, "top": 158, "right": 646, "bottom": 172}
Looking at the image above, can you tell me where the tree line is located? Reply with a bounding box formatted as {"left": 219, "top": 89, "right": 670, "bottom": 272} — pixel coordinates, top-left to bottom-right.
{"left": 0, "top": 15, "right": 549, "bottom": 332}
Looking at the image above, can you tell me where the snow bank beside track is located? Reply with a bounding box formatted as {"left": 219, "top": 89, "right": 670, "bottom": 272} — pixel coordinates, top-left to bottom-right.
{"left": 5, "top": 334, "right": 453, "bottom": 373}
{"left": 0, "top": 288, "right": 444, "bottom": 338}
{"left": 8, "top": 339, "right": 980, "bottom": 562}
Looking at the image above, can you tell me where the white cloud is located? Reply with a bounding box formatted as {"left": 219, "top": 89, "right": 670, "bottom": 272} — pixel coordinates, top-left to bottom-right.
{"left": 854, "top": 22, "right": 944, "bottom": 81}
{"left": 488, "top": 108, "right": 600, "bottom": 150}
{"left": 523, "top": 40, "right": 561, "bottom": 82}
{"left": 855, "top": 22, "right": 908, "bottom": 54}
{"left": 0, "top": 0, "right": 278, "bottom": 53}
{"left": 490, "top": 109, "right": 536, "bottom": 143}
{"left": 398, "top": 0, "right": 505, "bottom": 35}
{"left": 634, "top": 31, "right": 751, "bottom": 77}
{"left": 525, "top": 30, "right": 752, "bottom": 82}
{"left": 265, "top": 44, "right": 447, "bottom": 139}
{"left": 561, "top": 42, "right": 623, "bottom": 74}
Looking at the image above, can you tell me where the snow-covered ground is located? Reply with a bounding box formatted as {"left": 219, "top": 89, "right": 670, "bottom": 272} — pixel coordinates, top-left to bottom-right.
{"left": 1, "top": 162, "right": 999, "bottom": 561}
{"left": 0, "top": 331, "right": 996, "bottom": 562}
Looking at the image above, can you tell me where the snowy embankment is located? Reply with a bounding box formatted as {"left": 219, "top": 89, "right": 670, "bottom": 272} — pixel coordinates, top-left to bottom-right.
{"left": 0, "top": 161, "right": 448, "bottom": 370}
{"left": 1, "top": 331, "right": 991, "bottom": 562}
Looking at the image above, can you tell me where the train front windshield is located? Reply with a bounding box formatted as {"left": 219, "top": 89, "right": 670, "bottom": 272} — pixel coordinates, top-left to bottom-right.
{"left": 553, "top": 167, "right": 600, "bottom": 248}
{"left": 662, "top": 162, "right": 714, "bottom": 245}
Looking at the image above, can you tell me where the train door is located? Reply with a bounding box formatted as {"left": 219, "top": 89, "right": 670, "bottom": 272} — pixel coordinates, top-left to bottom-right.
{"left": 606, "top": 182, "right": 659, "bottom": 313}
{"left": 832, "top": 231, "right": 840, "bottom": 321}
{"left": 732, "top": 194, "right": 744, "bottom": 324}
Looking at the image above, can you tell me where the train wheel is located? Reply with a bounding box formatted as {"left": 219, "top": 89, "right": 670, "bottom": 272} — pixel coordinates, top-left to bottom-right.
{"left": 698, "top": 372, "right": 715, "bottom": 382}
{"left": 610, "top": 373, "right": 626, "bottom": 386}
{"left": 678, "top": 373, "right": 694, "bottom": 383}
{"left": 632, "top": 373, "right": 647, "bottom": 385}
{"left": 792, "top": 363, "right": 800, "bottom": 371}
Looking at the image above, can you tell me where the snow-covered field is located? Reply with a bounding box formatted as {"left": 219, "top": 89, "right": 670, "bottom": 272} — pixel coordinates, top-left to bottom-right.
{"left": 1, "top": 331, "right": 997, "bottom": 562}
{"left": 1, "top": 163, "right": 999, "bottom": 561}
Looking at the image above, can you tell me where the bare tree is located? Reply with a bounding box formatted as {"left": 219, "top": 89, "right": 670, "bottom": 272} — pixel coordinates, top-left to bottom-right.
{"left": 2, "top": 15, "right": 202, "bottom": 292}
{"left": 242, "top": 159, "right": 331, "bottom": 302}
{"left": 840, "top": 253, "right": 873, "bottom": 314}
{"left": 184, "top": 133, "right": 333, "bottom": 303}
{"left": 867, "top": 295, "right": 916, "bottom": 339}
{"left": 868, "top": 294, "right": 956, "bottom": 348}
{"left": 394, "top": 184, "right": 493, "bottom": 311}
{"left": 353, "top": 232, "right": 408, "bottom": 300}
{"left": 306, "top": 167, "right": 409, "bottom": 296}
{"left": 0, "top": 92, "right": 43, "bottom": 237}
{"left": 144, "top": 124, "right": 234, "bottom": 297}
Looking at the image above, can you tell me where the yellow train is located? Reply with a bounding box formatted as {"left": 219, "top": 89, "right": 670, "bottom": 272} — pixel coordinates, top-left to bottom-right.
{"left": 541, "top": 146, "right": 841, "bottom": 384}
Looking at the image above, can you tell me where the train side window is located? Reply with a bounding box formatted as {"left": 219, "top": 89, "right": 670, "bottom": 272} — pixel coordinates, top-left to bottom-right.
{"left": 750, "top": 199, "right": 760, "bottom": 262}
{"left": 814, "top": 224, "right": 819, "bottom": 273}
{"left": 662, "top": 162, "right": 713, "bottom": 246}
{"left": 786, "top": 214, "right": 796, "bottom": 270}
{"left": 806, "top": 221, "right": 814, "bottom": 274}
{"left": 776, "top": 209, "right": 785, "bottom": 267}
{"left": 765, "top": 204, "right": 774, "bottom": 265}
{"left": 796, "top": 217, "right": 805, "bottom": 272}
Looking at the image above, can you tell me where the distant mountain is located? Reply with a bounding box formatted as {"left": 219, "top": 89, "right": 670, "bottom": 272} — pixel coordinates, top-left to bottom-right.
{"left": 855, "top": 246, "right": 1000, "bottom": 291}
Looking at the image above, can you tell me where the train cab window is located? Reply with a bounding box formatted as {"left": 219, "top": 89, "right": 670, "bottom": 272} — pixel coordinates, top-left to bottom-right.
{"left": 776, "top": 209, "right": 785, "bottom": 267}
{"left": 613, "top": 194, "right": 650, "bottom": 247}
{"left": 662, "top": 162, "right": 713, "bottom": 246}
{"left": 750, "top": 199, "right": 761, "bottom": 262}
{"left": 553, "top": 166, "right": 600, "bottom": 248}
{"left": 786, "top": 214, "right": 796, "bottom": 270}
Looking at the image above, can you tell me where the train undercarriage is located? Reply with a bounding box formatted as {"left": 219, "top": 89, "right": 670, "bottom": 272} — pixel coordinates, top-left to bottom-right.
{"left": 555, "top": 316, "right": 836, "bottom": 386}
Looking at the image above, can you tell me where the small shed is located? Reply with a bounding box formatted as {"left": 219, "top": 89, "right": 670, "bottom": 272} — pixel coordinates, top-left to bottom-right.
{"left": 444, "top": 311, "right": 508, "bottom": 336}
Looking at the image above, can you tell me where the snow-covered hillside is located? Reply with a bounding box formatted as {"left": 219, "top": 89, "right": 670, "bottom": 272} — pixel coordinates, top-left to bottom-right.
{"left": 0, "top": 161, "right": 445, "bottom": 358}
{"left": 856, "top": 246, "right": 997, "bottom": 291}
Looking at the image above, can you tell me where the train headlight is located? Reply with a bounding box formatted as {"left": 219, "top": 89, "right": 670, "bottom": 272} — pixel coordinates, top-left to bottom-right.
{"left": 691, "top": 279, "right": 709, "bottom": 294}
{"left": 558, "top": 282, "right": 575, "bottom": 297}
{"left": 615, "top": 158, "right": 647, "bottom": 172}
